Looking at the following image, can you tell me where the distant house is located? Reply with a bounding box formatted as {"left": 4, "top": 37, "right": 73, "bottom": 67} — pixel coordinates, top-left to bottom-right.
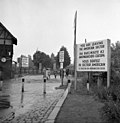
{"left": 17, "top": 55, "right": 34, "bottom": 69}
{"left": 0, "top": 22, "right": 17, "bottom": 79}
{"left": 17, "top": 55, "right": 36, "bottom": 74}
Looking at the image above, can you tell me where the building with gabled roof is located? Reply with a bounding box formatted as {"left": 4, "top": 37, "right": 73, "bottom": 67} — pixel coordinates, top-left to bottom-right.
{"left": 0, "top": 22, "right": 17, "bottom": 79}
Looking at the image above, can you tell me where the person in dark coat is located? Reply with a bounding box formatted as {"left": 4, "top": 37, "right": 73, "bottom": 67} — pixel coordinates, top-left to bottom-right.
{"left": 66, "top": 69, "right": 69, "bottom": 77}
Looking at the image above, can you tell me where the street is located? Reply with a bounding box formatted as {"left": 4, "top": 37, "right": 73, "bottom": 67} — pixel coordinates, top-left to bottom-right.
{"left": 0, "top": 75, "right": 66, "bottom": 123}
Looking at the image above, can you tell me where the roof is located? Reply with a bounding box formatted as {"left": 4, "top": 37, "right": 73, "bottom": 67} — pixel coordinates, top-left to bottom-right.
{"left": 0, "top": 22, "right": 17, "bottom": 45}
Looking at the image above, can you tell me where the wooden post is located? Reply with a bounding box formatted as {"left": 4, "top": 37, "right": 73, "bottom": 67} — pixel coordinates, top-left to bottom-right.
{"left": 60, "top": 63, "right": 64, "bottom": 86}
{"left": 97, "top": 75, "right": 101, "bottom": 88}
{"left": 107, "top": 39, "right": 111, "bottom": 88}
{"left": 74, "top": 11, "right": 77, "bottom": 90}
{"left": 61, "top": 69, "right": 63, "bottom": 86}
{"left": 74, "top": 44, "right": 77, "bottom": 90}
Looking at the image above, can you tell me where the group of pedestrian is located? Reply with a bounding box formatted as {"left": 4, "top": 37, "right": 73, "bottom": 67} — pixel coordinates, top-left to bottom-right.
{"left": 60, "top": 69, "right": 69, "bottom": 78}
{"left": 43, "top": 68, "right": 70, "bottom": 79}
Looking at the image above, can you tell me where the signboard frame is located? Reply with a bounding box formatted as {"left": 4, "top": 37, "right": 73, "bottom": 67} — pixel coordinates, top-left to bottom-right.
{"left": 76, "top": 39, "right": 111, "bottom": 72}
{"left": 59, "top": 51, "right": 64, "bottom": 63}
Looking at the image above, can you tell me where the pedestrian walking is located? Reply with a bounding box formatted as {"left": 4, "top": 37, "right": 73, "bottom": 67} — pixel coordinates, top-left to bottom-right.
{"left": 54, "top": 70, "right": 57, "bottom": 79}
{"left": 63, "top": 69, "right": 65, "bottom": 78}
{"left": 48, "top": 71, "right": 51, "bottom": 79}
{"left": 66, "top": 69, "right": 69, "bottom": 78}
{"left": 46, "top": 69, "right": 49, "bottom": 80}
{"left": 60, "top": 69, "right": 63, "bottom": 78}
{"left": 43, "top": 68, "right": 48, "bottom": 79}
{"left": 43, "top": 68, "right": 46, "bottom": 78}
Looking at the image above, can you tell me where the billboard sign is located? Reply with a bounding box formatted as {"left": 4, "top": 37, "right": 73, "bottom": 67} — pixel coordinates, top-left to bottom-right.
{"left": 76, "top": 39, "right": 110, "bottom": 71}
{"left": 21, "top": 57, "right": 29, "bottom": 67}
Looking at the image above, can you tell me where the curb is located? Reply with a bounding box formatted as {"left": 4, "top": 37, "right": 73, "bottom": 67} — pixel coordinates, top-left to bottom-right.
{"left": 45, "top": 82, "right": 72, "bottom": 123}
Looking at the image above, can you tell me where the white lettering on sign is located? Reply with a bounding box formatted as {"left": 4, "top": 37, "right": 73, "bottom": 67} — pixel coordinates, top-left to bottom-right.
{"left": 76, "top": 39, "right": 110, "bottom": 71}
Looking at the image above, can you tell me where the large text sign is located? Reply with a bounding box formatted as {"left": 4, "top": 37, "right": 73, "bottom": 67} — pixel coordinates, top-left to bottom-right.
{"left": 77, "top": 39, "right": 110, "bottom": 71}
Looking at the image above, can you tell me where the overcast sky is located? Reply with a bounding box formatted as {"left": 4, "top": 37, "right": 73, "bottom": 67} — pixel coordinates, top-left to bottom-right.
{"left": 0, "top": 0, "right": 120, "bottom": 63}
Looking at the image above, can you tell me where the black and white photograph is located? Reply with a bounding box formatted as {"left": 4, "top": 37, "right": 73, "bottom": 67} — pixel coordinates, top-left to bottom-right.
{"left": 0, "top": 0, "right": 120, "bottom": 122}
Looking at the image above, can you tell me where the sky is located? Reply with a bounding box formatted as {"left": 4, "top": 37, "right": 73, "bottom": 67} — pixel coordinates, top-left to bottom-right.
{"left": 0, "top": 0, "right": 120, "bottom": 63}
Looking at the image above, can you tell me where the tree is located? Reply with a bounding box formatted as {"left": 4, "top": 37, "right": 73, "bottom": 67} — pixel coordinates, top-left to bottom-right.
{"left": 111, "top": 41, "right": 120, "bottom": 69}
{"left": 111, "top": 41, "right": 120, "bottom": 85}
{"left": 51, "top": 53, "right": 56, "bottom": 70}
{"left": 33, "top": 50, "right": 52, "bottom": 69}
{"left": 56, "top": 46, "right": 71, "bottom": 68}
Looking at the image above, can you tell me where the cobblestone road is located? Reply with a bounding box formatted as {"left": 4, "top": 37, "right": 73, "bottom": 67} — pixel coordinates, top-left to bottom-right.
{"left": 0, "top": 75, "right": 66, "bottom": 123}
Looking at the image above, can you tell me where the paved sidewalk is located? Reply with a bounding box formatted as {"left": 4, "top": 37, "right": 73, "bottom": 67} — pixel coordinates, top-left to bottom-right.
{"left": 54, "top": 81, "right": 105, "bottom": 123}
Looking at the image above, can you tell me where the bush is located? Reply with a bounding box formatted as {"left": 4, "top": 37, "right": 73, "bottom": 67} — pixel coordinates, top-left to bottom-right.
{"left": 100, "top": 84, "right": 120, "bottom": 122}
{"left": 92, "top": 86, "right": 108, "bottom": 101}
{"left": 102, "top": 101, "right": 120, "bottom": 123}
{"left": 95, "top": 85, "right": 120, "bottom": 102}
{"left": 92, "top": 84, "right": 120, "bottom": 122}
{"left": 97, "top": 87, "right": 108, "bottom": 101}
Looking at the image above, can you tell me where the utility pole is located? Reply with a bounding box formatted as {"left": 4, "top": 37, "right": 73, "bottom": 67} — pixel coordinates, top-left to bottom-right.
{"left": 74, "top": 11, "right": 77, "bottom": 90}
{"left": 59, "top": 51, "right": 64, "bottom": 86}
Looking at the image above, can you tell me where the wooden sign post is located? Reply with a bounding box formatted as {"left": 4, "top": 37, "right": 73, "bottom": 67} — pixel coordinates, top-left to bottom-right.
{"left": 59, "top": 51, "right": 64, "bottom": 86}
